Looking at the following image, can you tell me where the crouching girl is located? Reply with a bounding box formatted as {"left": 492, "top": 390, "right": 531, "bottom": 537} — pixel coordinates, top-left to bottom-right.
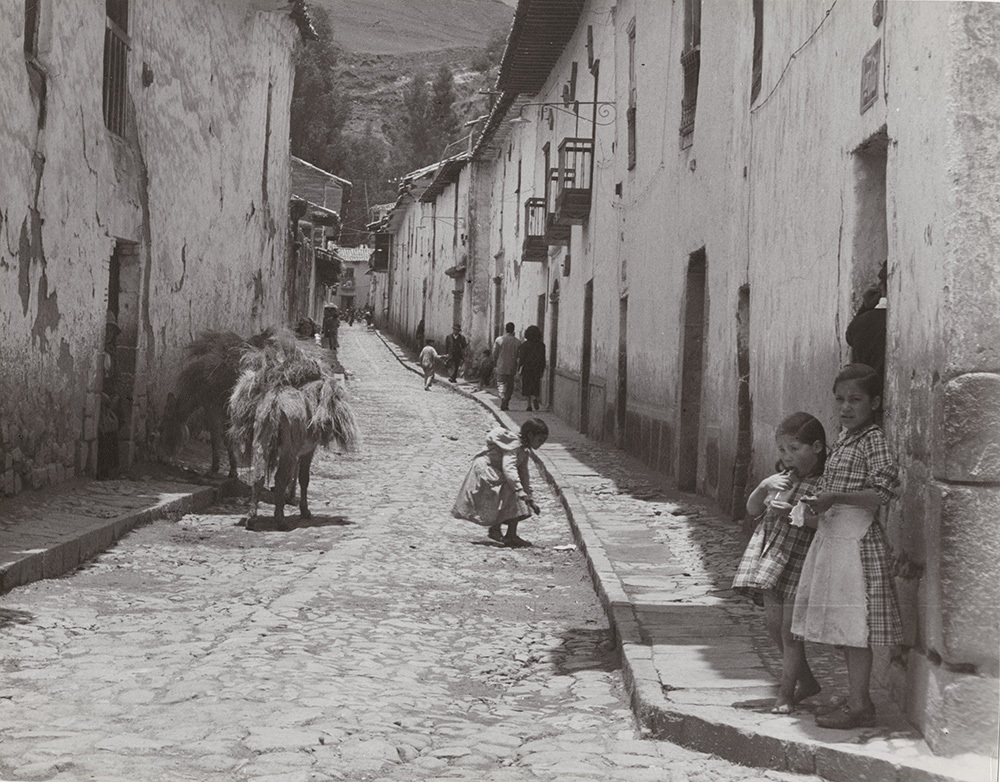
{"left": 451, "top": 418, "right": 548, "bottom": 548}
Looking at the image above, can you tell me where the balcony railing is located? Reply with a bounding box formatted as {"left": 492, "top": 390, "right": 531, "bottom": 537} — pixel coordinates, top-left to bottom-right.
{"left": 522, "top": 198, "right": 548, "bottom": 262}
{"left": 554, "top": 137, "right": 593, "bottom": 225}
{"left": 543, "top": 168, "right": 571, "bottom": 246}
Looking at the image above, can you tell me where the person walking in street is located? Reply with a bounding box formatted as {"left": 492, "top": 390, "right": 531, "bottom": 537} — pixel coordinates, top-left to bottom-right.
{"left": 492, "top": 322, "right": 520, "bottom": 411}
{"left": 733, "top": 412, "right": 826, "bottom": 715}
{"left": 792, "top": 363, "right": 903, "bottom": 730}
{"left": 418, "top": 339, "right": 440, "bottom": 391}
{"left": 517, "top": 325, "right": 546, "bottom": 411}
{"left": 451, "top": 418, "right": 549, "bottom": 548}
{"left": 321, "top": 305, "right": 340, "bottom": 352}
{"left": 445, "top": 323, "right": 468, "bottom": 383}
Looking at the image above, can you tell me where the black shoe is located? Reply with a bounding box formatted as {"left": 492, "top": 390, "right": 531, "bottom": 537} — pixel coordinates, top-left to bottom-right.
{"left": 499, "top": 404, "right": 508, "bottom": 411}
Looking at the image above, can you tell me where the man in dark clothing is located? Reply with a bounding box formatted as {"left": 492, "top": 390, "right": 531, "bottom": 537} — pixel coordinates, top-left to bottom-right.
{"left": 846, "top": 285, "right": 886, "bottom": 379}
{"left": 444, "top": 324, "right": 468, "bottom": 383}
{"left": 321, "top": 305, "right": 340, "bottom": 351}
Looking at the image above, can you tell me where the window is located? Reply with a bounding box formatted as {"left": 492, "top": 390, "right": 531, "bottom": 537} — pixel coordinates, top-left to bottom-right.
{"left": 627, "top": 19, "right": 637, "bottom": 169}
{"left": 103, "top": 0, "right": 130, "bottom": 135}
{"left": 679, "top": 0, "right": 701, "bottom": 144}
{"left": 751, "top": 0, "right": 763, "bottom": 103}
{"left": 24, "top": 0, "right": 41, "bottom": 56}
{"left": 343, "top": 267, "right": 355, "bottom": 279}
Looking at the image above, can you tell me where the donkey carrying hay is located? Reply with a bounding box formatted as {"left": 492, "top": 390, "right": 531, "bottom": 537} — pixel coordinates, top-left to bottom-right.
{"left": 228, "top": 328, "right": 359, "bottom": 530}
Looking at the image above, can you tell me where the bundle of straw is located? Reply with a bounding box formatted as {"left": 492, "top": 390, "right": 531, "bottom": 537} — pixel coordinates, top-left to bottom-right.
{"left": 228, "top": 328, "right": 359, "bottom": 480}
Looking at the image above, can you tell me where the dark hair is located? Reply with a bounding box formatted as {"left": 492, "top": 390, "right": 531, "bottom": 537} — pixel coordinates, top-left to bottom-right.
{"left": 775, "top": 412, "right": 827, "bottom": 473}
{"left": 834, "top": 363, "right": 882, "bottom": 400}
{"left": 520, "top": 417, "right": 549, "bottom": 444}
{"left": 505, "top": 322, "right": 515, "bottom": 333}
{"left": 524, "top": 324, "right": 542, "bottom": 342}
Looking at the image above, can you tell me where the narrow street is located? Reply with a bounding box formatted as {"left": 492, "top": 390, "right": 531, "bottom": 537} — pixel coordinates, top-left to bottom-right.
{"left": 0, "top": 327, "right": 819, "bottom": 782}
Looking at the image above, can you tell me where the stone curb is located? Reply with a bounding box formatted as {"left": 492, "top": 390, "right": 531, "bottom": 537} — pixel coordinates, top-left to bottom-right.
{"left": 0, "top": 485, "right": 220, "bottom": 596}
{"left": 371, "top": 328, "right": 978, "bottom": 782}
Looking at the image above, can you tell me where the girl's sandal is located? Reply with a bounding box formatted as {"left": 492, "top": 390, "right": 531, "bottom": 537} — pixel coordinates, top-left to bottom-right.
{"left": 770, "top": 702, "right": 795, "bottom": 715}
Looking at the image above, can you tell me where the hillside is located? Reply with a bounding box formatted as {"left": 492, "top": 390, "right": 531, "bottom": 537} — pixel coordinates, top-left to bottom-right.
{"left": 311, "top": 0, "right": 514, "bottom": 55}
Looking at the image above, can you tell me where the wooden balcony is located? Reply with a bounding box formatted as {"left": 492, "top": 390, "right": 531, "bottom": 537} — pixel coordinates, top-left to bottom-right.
{"left": 544, "top": 213, "right": 570, "bottom": 246}
{"left": 522, "top": 198, "right": 548, "bottom": 262}
{"left": 553, "top": 137, "right": 593, "bottom": 226}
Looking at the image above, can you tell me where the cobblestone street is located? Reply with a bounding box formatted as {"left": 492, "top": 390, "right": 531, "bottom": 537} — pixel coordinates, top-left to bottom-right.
{"left": 0, "top": 327, "right": 820, "bottom": 782}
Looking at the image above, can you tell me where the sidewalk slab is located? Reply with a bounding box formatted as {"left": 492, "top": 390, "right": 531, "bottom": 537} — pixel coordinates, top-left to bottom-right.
{"left": 0, "top": 472, "right": 222, "bottom": 595}
{"left": 374, "top": 328, "right": 995, "bottom": 782}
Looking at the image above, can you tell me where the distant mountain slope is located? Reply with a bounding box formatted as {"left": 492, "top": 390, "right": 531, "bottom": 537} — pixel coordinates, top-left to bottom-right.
{"left": 311, "top": 0, "right": 514, "bottom": 54}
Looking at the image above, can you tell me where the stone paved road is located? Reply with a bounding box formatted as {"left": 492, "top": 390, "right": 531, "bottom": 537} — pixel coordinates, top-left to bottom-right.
{"left": 0, "top": 327, "right": 821, "bottom": 782}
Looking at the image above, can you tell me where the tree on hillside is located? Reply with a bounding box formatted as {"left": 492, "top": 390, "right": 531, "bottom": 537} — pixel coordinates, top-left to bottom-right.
{"left": 390, "top": 70, "right": 438, "bottom": 173}
{"left": 289, "top": 7, "right": 350, "bottom": 173}
{"left": 430, "top": 65, "right": 461, "bottom": 157}
{"left": 336, "top": 124, "right": 396, "bottom": 246}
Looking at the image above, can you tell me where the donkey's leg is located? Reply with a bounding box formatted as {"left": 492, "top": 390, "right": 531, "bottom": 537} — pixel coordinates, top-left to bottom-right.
{"left": 246, "top": 476, "right": 264, "bottom": 530}
{"left": 272, "top": 452, "right": 297, "bottom": 530}
{"left": 298, "top": 449, "right": 315, "bottom": 519}
{"left": 207, "top": 409, "right": 222, "bottom": 475}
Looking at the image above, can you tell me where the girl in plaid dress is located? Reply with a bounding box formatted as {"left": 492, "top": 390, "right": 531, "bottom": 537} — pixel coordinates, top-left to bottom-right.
{"left": 793, "top": 364, "right": 902, "bottom": 730}
{"left": 733, "top": 412, "right": 826, "bottom": 714}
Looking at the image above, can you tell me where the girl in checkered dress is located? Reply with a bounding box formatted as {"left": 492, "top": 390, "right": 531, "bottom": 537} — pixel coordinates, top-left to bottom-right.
{"left": 733, "top": 412, "right": 826, "bottom": 714}
{"left": 792, "top": 364, "right": 902, "bottom": 730}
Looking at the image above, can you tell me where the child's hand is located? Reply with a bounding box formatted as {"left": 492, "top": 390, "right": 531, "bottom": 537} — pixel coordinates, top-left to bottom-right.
{"left": 769, "top": 500, "right": 793, "bottom": 517}
{"left": 802, "top": 492, "right": 834, "bottom": 514}
{"left": 762, "top": 471, "right": 793, "bottom": 493}
{"left": 527, "top": 498, "right": 541, "bottom": 515}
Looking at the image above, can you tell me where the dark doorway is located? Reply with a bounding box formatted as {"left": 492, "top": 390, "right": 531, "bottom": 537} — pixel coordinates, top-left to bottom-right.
{"left": 580, "top": 279, "right": 594, "bottom": 434}
{"left": 97, "top": 240, "right": 140, "bottom": 478}
{"left": 849, "top": 128, "right": 889, "bottom": 386}
{"left": 616, "top": 295, "right": 628, "bottom": 447}
{"left": 732, "top": 285, "right": 752, "bottom": 519}
{"left": 678, "top": 249, "right": 706, "bottom": 492}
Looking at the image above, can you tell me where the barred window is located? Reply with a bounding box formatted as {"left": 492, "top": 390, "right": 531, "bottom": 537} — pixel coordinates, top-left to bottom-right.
{"left": 103, "top": 0, "right": 130, "bottom": 135}
{"left": 627, "top": 19, "right": 637, "bottom": 170}
{"left": 24, "top": 0, "right": 40, "bottom": 56}
{"left": 680, "top": 0, "right": 701, "bottom": 144}
{"left": 751, "top": 0, "right": 763, "bottom": 103}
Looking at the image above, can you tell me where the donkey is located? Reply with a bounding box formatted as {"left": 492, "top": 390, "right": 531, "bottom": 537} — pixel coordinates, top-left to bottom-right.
{"left": 228, "top": 328, "right": 359, "bottom": 530}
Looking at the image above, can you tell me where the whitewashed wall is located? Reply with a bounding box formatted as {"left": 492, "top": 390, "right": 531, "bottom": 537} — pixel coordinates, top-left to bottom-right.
{"left": 0, "top": 1, "right": 297, "bottom": 493}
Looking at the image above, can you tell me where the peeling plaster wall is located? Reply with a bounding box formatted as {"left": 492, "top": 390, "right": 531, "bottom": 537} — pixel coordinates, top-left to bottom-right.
{"left": 0, "top": 1, "right": 296, "bottom": 495}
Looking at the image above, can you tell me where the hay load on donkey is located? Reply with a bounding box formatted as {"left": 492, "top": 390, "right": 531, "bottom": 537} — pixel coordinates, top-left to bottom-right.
{"left": 228, "top": 328, "right": 359, "bottom": 530}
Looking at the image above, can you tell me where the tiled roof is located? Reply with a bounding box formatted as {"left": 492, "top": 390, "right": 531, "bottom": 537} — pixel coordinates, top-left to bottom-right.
{"left": 332, "top": 246, "right": 372, "bottom": 263}
{"left": 497, "top": 0, "right": 584, "bottom": 93}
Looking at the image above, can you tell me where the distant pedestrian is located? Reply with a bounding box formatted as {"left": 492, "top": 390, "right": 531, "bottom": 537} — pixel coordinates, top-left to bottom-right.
{"left": 418, "top": 339, "right": 440, "bottom": 390}
{"left": 793, "top": 363, "right": 902, "bottom": 730}
{"left": 444, "top": 323, "right": 468, "bottom": 383}
{"left": 415, "top": 319, "right": 425, "bottom": 348}
{"left": 733, "top": 412, "right": 826, "bottom": 715}
{"left": 517, "top": 325, "right": 546, "bottom": 411}
{"left": 492, "top": 322, "right": 520, "bottom": 411}
{"left": 451, "top": 418, "right": 549, "bottom": 548}
{"left": 475, "top": 349, "right": 495, "bottom": 390}
{"left": 347, "top": 308, "right": 356, "bottom": 327}
{"left": 321, "top": 305, "right": 340, "bottom": 351}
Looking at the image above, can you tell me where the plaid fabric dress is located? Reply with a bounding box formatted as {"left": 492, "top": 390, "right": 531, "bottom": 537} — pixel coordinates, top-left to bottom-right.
{"left": 733, "top": 474, "right": 821, "bottom": 604}
{"left": 793, "top": 424, "right": 903, "bottom": 646}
